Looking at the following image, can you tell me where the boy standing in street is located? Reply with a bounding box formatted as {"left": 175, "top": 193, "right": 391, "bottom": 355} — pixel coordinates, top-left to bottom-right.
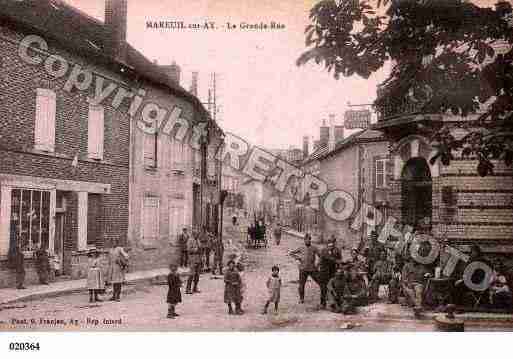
{"left": 166, "top": 263, "right": 182, "bottom": 318}
{"left": 224, "top": 260, "right": 243, "bottom": 315}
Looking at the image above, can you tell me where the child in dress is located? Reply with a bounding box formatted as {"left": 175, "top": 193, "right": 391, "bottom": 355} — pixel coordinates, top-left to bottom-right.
{"left": 167, "top": 263, "right": 182, "bottom": 318}
{"left": 87, "top": 249, "right": 104, "bottom": 303}
{"left": 262, "top": 265, "right": 282, "bottom": 314}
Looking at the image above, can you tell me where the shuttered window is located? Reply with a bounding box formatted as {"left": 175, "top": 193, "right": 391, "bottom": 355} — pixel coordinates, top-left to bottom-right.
{"left": 34, "top": 88, "right": 56, "bottom": 152}
{"left": 375, "top": 158, "right": 391, "bottom": 189}
{"left": 87, "top": 104, "right": 104, "bottom": 159}
{"left": 142, "top": 197, "right": 159, "bottom": 244}
{"left": 170, "top": 140, "right": 184, "bottom": 171}
{"left": 144, "top": 133, "right": 157, "bottom": 168}
{"left": 169, "top": 204, "right": 185, "bottom": 240}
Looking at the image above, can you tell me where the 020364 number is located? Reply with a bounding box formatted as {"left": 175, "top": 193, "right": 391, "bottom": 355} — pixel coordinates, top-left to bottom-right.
{"left": 9, "top": 342, "right": 40, "bottom": 351}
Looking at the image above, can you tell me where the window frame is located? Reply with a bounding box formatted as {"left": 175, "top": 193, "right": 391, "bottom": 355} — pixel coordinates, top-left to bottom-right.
{"left": 141, "top": 196, "right": 160, "bottom": 243}
{"left": 87, "top": 103, "right": 105, "bottom": 160}
{"left": 34, "top": 88, "right": 56, "bottom": 152}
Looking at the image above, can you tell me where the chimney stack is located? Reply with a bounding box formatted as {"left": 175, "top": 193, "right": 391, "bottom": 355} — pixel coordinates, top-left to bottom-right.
{"left": 160, "top": 61, "right": 181, "bottom": 85}
{"left": 105, "top": 0, "right": 128, "bottom": 63}
{"left": 328, "top": 114, "right": 336, "bottom": 151}
{"left": 302, "top": 136, "right": 309, "bottom": 158}
{"left": 335, "top": 125, "right": 345, "bottom": 142}
{"left": 319, "top": 119, "right": 329, "bottom": 147}
{"left": 190, "top": 72, "right": 198, "bottom": 96}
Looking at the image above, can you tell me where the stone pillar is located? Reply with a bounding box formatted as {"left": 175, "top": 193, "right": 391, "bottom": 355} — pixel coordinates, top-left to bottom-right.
{"left": 77, "top": 191, "right": 88, "bottom": 251}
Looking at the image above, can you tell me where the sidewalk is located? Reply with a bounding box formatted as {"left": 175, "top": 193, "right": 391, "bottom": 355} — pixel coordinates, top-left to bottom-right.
{"left": 0, "top": 267, "right": 176, "bottom": 306}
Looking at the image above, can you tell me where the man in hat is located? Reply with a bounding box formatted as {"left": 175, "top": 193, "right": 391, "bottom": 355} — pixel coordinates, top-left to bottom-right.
{"left": 318, "top": 239, "right": 342, "bottom": 309}
{"left": 108, "top": 239, "right": 129, "bottom": 302}
{"left": 367, "top": 229, "right": 384, "bottom": 277}
{"left": 327, "top": 266, "right": 347, "bottom": 313}
{"left": 290, "top": 233, "right": 321, "bottom": 304}
{"left": 401, "top": 249, "right": 433, "bottom": 316}
{"left": 35, "top": 244, "right": 50, "bottom": 285}
{"left": 340, "top": 265, "right": 368, "bottom": 314}
{"left": 13, "top": 241, "right": 26, "bottom": 289}
{"left": 273, "top": 223, "right": 282, "bottom": 246}
{"left": 368, "top": 251, "right": 394, "bottom": 302}
{"left": 185, "top": 231, "right": 202, "bottom": 294}
{"left": 177, "top": 228, "right": 189, "bottom": 268}
{"left": 211, "top": 232, "right": 224, "bottom": 275}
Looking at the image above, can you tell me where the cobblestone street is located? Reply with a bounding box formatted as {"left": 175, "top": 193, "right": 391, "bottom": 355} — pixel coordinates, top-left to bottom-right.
{"left": 2, "top": 228, "right": 513, "bottom": 332}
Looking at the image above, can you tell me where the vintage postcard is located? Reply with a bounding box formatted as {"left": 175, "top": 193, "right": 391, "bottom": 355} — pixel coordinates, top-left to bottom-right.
{"left": 1, "top": 0, "right": 513, "bottom": 346}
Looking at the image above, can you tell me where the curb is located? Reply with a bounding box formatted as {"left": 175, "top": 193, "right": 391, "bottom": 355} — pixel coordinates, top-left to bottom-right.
{"left": 0, "top": 269, "right": 177, "bottom": 306}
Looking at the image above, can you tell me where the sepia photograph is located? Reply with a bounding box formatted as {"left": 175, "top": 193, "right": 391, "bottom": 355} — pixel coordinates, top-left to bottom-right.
{"left": 1, "top": 0, "right": 513, "bottom": 355}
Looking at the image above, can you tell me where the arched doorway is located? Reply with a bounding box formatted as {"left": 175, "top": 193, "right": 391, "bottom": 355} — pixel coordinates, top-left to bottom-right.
{"left": 401, "top": 157, "right": 432, "bottom": 231}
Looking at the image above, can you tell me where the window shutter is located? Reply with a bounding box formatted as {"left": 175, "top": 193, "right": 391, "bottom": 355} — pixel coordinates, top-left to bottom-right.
{"left": 144, "top": 134, "right": 156, "bottom": 167}
{"left": 169, "top": 205, "right": 185, "bottom": 239}
{"left": 88, "top": 104, "right": 104, "bottom": 159}
{"left": 35, "top": 89, "right": 56, "bottom": 152}
{"left": 375, "top": 159, "right": 385, "bottom": 189}
{"left": 385, "top": 159, "right": 393, "bottom": 188}
{"left": 142, "top": 197, "right": 159, "bottom": 243}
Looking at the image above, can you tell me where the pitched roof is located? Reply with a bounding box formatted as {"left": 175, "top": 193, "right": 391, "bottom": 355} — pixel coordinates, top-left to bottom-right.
{"left": 318, "top": 128, "right": 387, "bottom": 161}
{"left": 302, "top": 144, "right": 328, "bottom": 165}
{"left": 0, "top": 0, "right": 215, "bottom": 125}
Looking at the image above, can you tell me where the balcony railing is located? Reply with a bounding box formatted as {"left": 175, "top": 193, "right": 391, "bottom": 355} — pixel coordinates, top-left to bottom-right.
{"left": 375, "top": 97, "right": 424, "bottom": 122}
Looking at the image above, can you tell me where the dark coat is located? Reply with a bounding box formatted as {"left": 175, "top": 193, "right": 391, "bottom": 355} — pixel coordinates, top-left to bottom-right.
{"left": 224, "top": 269, "right": 242, "bottom": 303}
{"left": 167, "top": 272, "right": 182, "bottom": 304}
{"left": 15, "top": 249, "right": 25, "bottom": 274}
{"left": 319, "top": 247, "right": 342, "bottom": 279}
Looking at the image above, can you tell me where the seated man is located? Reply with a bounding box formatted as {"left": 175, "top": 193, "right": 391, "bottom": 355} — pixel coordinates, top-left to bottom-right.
{"left": 327, "top": 267, "right": 346, "bottom": 313}
{"left": 401, "top": 257, "right": 433, "bottom": 316}
{"left": 368, "top": 251, "right": 394, "bottom": 302}
{"left": 489, "top": 275, "right": 513, "bottom": 310}
{"left": 340, "top": 265, "right": 368, "bottom": 314}
{"left": 451, "top": 245, "right": 491, "bottom": 307}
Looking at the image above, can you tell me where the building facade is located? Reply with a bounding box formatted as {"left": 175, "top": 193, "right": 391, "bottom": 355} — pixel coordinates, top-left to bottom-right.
{"left": 0, "top": 0, "right": 220, "bottom": 287}
{"left": 318, "top": 129, "right": 391, "bottom": 249}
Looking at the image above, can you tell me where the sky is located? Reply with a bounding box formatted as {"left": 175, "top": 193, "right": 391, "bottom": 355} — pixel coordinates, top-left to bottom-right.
{"left": 62, "top": 0, "right": 498, "bottom": 149}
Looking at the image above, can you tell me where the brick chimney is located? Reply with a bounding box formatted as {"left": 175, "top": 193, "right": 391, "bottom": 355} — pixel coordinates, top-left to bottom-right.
{"left": 104, "top": 0, "right": 127, "bottom": 63}
{"left": 302, "top": 136, "right": 309, "bottom": 158}
{"left": 319, "top": 119, "right": 329, "bottom": 147}
{"left": 328, "top": 114, "right": 336, "bottom": 151}
{"left": 190, "top": 71, "right": 198, "bottom": 96}
{"left": 335, "top": 125, "right": 345, "bottom": 142}
{"left": 160, "top": 61, "right": 181, "bottom": 85}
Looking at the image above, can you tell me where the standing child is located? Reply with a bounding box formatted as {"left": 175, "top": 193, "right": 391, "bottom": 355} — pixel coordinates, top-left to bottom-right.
{"left": 167, "top": 263, "right": 182, "bottom": 318}
{"left": 224, "top": 260, "right": 243, "bottom": 315}
{"left": 262, "top": 265, "right": 282, "bottom": 314}
{"left": 87, "top": 249, "right": 104, "bottom": 303}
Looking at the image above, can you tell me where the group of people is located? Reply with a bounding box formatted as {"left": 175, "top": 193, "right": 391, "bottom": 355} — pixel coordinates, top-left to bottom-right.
{"left": 176, "top": 226, "right": 225, "bottom": 295}
{"left": 86, "top": 240, "right": 130, "bottom": 303}
{"left": 289, "top": 234, "right": 371, "bottom": 314}
{"left": 7, "top": 241, "right": 52, "bottom": 289}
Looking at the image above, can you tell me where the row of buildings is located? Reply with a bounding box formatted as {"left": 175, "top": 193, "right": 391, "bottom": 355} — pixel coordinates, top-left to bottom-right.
{"left": 0, "top": 0, "right": 223, "bottom": 287}
{"left": 249, "top": 96, "right": 513, "bottom": 258}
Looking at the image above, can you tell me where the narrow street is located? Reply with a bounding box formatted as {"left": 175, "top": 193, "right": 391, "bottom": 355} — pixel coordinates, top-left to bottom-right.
{"left": 2, "top": 226, "right": 513, "bottom": 332}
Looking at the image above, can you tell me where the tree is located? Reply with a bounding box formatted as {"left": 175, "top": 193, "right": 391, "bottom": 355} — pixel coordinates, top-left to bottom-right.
{"left": 298, "top": 0, "right": 513, "bottom": 176}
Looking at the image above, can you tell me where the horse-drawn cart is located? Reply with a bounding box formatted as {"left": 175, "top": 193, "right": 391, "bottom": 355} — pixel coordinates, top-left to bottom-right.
{"left": 246, "top": 225, "right": 268, "bottom": 249}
